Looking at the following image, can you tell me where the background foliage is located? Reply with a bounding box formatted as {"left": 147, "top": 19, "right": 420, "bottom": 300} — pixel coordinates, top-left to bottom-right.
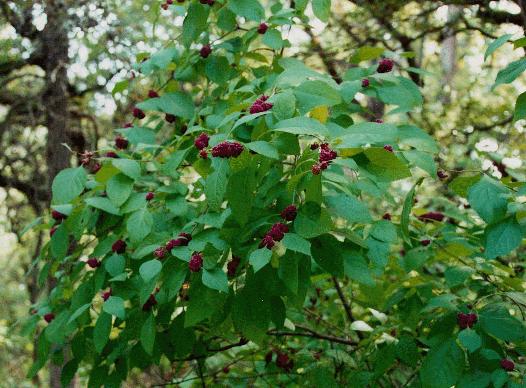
{"left": 1, "top": 0, "right": 526, "bottom": 387}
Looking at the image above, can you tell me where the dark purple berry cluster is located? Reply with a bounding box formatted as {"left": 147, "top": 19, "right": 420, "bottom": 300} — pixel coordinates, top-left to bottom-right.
{"left": 227, "top": 256, "right": 241, "bottom": 277}
{"left": 211, "top": 141, "right": 244, "bottom": 158}
{"left": 194, "top": 132, "right": 210, "bottom": 150}
{"left": 377, "top": 58, "right": 394, "bottom": 73}
{"left": 457, "top": 312, "right": 477, "bottom": 329}
{"left": 166, "top": 232, "right": 192, "bottom": 251}
{"left": 249, "top": 95, "right": 273, "bottom": 114}
{"left": 312, "top": 143, "right": 337, "bottom": 175}
{"left": 259, "top": 222, "right": 289, "bottom": 249}
{"left": 189, "top": 252, "right": 203, "bottom": 272}
{"left": 257, "top": 23, "right": 268, "bottom": 34}
{"left": 200, "top": 44, "right": 212, "bottom": 58}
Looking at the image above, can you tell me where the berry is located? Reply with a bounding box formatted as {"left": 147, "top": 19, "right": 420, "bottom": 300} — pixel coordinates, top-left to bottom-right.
{"left": 437, "top": 170, "right": 448, "bottom": 180}
{"left": 132, "top": 107, "right": 145, "bottom": 119}
{"left": 319, "top": 161, "right": 330, "bottom": 170}
{"left": 265, "top": 351, "right": 274, "bottom": 364}
{"left": 145, "top": 192, "right": 155, "bottom": 201}
{"left": 310, "top": 143, "right": 319, "bottom": 150}
{"left": 161, "top": 3, "right": 168, "bottom": 9}
{"left": 189, "top": 252, "right": 203, "bottom": 272}
{"left": 148, "top": 90, "right": 159, "bottom": 98}
{"left": 222, "top": 366, "right": 230, "bottom": 374}
{"left": 166, "top": 233, "right": 191, "bottom": 251}
{"left": 86, "top": 258, "right": 101, "bottom": 268}
{"left": 383, "top": 144, "right": 393, "bottom": 152}
{"left": 377, "top": 58, "right": 394, "bottom": 73}
{"left": 382, "top": 213, "right": 391, "bottom": 221}
{"left": 199, "top": 149, "right": 208, "bottom": 159}
{"left": 268, "top": 222, "right": 289, "bottom": 241}
{"left": 115, "top": 135, "right": 129, "bottom": 150}
{"left": 179, "top": 232, "right": 192, "bottom": 244}
{"left": 165, "top": 239, "right": 179, "bottom": 251}
{"left": 211, "top": 141, "right": 244, "bottom": 158}
{"left": 112, "top": 239, "right": 127, "bottom": 254}
{"left": 400, "top": 249, "right": 406, "bottom": 256}
{"left": 43, "top": 313, "right": 55, "bottom": 323}
{"left": 419, "top": 212, "right": 445, "bottom": 222}
{"left": 166, "top": 0, "right": 173, "bottom": 4}
{"left": 102, "top": 289, "right": 112, "bottom": 301}
{"left": 142, "top": 294, "right": 157, "bottom": 311}
{"left": 165, "top": 113, "right": 176, "bottom": 123}
{"left": 362, "top": 78, "right": 370, "bottom": 87}
{"left": 123, "top": 122, "right": 133, "bottom": 128}
{"left": 421, "top": 239, "right": 431, "bottom": 246}
{"left": 259, "top": 234, "right": 275, "bottom": 249}
{"left": 90, "top": 162, "right": 101, "bottom": 174}
{"left": 194, "top": 132, "right": 210, "bottom": 150}
{"left": 227, "top": 256, "right": 241, "bottom": 277}
{"left": 249, "top": 95, "right": 273, "bottom": 114}
{"left": 200, "top": 44, "right": 212, "bottom": 58}
{"left": 500, "top": 359, "right": 515, "bottom": 371}
{"left": 311, "top": 163, "right": 321, "bottom": 175}
{"left": 51, "top": 210, "right": 66, "bottom": 221}
{"left": 280, "top": 205, "right": 297, "bottom": 221}
{"left": 258, "top": 23, "right": 268, "bottom": 34}
{"left": 375, "top": 119, "right": 384, "bottom": 123}
{"left": 105, "top": 151, "right": 118, "bottom": 158}
{"left": 154, "top": 246, "right": 167, "bottom": 259}
{"left": 276, "top": 352, "right": 293, "bottom": 372}
{"left": 180, "top": 124, "right": 188, "bottom": 134}
{"left": 319, "top": 143, "right": 337, "bottom": 162}
{"left": 50, "top": 226, "right": 57, "bottom": 237}
{"left": 457, "top": 312, "right": 477, "bottom": 329}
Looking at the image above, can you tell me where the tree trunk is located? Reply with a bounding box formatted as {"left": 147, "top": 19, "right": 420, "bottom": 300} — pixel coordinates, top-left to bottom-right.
{"left": 40, "top": 1, "right": 72, "bottom": 387}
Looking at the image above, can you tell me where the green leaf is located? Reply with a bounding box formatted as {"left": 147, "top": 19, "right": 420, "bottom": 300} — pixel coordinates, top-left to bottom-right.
{"left": 294, "top": 204, "right": 332, "bottom": 238}
{"left": 106, "top": 173, "right": 133, "bottom": 207}
{"left": 272, "top": 91, "right": 296, "bottom": 120}
{"left": 312, "top": 0, "right": 331, "bottom": 22}
{"left": 50, "top": 224, "right": 68, "bottom": 259}
{"left": 484, "top": 218, "right": 522, "bottom": 259}
{"left": 93, "top": 312, "right": 112, "bottom": 354}
{"left": 282, "top": 233, "right": 311, "bottom": 256}
{"left": 479, "top": 304, "right": 526, "bottom": 341}
{"left": 181, "top": 2, "right": 210, "bottom": 47}
{"left": 485, "top": 34, "right": 513, "bottom": 60}
{"left": 377, "top": 77, "right": 423, "bottom": 109}
{"left": 232, "top": 282, "right": 271, "bottom": 342}
{"left": 127, "top": 208, "right": 153, "bottom": 243}
{"left": 227, "top": 0, "right": 264, "bottom": 21}
{"left": 111, "top": 79, "right": 129, "bottom": 95}
{"left": 85, "top": 197, "right": 121, "bottom": 216}
{"left": 370, "top": 220, "right": 397, "bottom": 243}
{"left": 102, "top": 296, "right": 125, "bottom": 320}
{"left": 294, "top": 80, "right": 341, "bottom": 114}
{"left": 262, "top": 29, "right": 285, "bottom": 50}
{"left": 140, "top": 314, "right": 156, "bottom": 355}
{"left": 458, "top": 329, "right": 481, "bottom": 353}
{"left": 139, "top": 260, "right": 162, "bottom": 283}
{"left": 112, "top": 158, "right": 141, "bottom": 180}
{"left": 350, "top": 46, "right": 384, "bottom": 64}
{"left": 205, "top": 159, "right": 229, "bottom": 211}
{"left": 226, "top": 167, "right": 256, "bottom": 225}
{"left": 337, "top": 122, "right": 399, "bottom": 148}
{"left": 363, "top": 148, "right": 412, "bottom": 181}
{"left": 401, "top": 178, "right": 423, "bottom": 241}
{"left": 249, "top": 248, "right": 272, "bottom": 272}
{"left": 513, "top": 91, "right": 526, "bottom": 122}
{"left": 343, "top": 251, "right": 375, "bottom": 286}
{"left": 325, "top": 194, "right": 371, "bottom": 224}
{"left": 311, "top": 234, "right": 343, "bottom": 276}
{"left": 273, "top": 117, "right": 329, "bottom": 136}
{"left": 202, "top": 268, "right": 228, "bottom": 293}
{"left": 104, "top": 254, "right": 125, "bottom": 277}
{"left": 67, "top": 303, "right": 91, "bottom": 324}
{"left": 118, "top": 127, "right": 156, "bottom": 145}
{"left": 340, "top": 80, "right": 361, "bottom": 103}
{"left": 205, "top": 55, "right": 233, "bottom": 84}
{"left": 493, "top": 58, "right": 526, "bottom": 89}
{"left": 468, "top": 176, "right": 509, "bottom": 224}
{"left": 51, "top": 167, "right": 87, "bottom": 204}
{"left": 245, "top": 141, "right": 280, "bottom": 160}
{"left": 449, "top": 174, "right": 481, "bottom": 198}
{"left": 420, "top": 339, "right": 463, "bottom": 388}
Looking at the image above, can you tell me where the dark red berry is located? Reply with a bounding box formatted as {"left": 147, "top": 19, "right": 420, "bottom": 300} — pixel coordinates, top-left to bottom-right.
{"left": 154, "top": 246, "right": 167, "bottom": 259}
{"left": 311, "top": 163, "right": 321, "bottom": 175}
{"left": 105, "top": 151, "right": 119, "bottom": 158}
{"left": 382, "top": 213, "right": 391, "bottom": 221}
{"left": 51, "top": 210, "right": 66, "bottom": 221}
{"left": 146, "top": 192, "right": 155, "bottom": 201}
{"left": 265, "top": 350, "right": 274, "bottom": 364}
{"left": 375, "top": 119, "right": 383, "bottom": 123}
{"left": 258, "top": 23, "right": 268, "bottom": 34}
{"left": 310, "top": 143, "right": 319, "bottom": 150}
{"left": 500, "top": 359, "right": 515, "bottom": 371}
{"left": 276, "top": 352, "right": 293, "bottom": 372}
{"left": 437, "top": 170, "right": 448, "bottom": 180}
{"left": 399, "top": 249, "right": 406, "bottom": 256}
{"left": 189, "top": 252, "right": 203, "bottom": 272}
{"left": 319, "top": 143, "right": 337, "bottom": 163}
{"left": 249, "top": 95, "right": 273, "bottom": 114}
{"left": 199, "top": 149, "right": 208, "bottom": 159}
{"left": 200, "top": 44, "right": 212, "bottom": 58}
{"left": 115, "top": 135, "right": 129, "bottom": 150}
{"left": 43, "top": 313, "right": 55, "bottom": 323}
{"left": 148, "top": 90, "right": 159, "bottom": 98}
{"left": 132, "top": 107, "right": 145, "bottom": 119}
{"left": 377, "top": 58, "right": 394, "bottom": 73}
{"left": 166, "top": 0, "right": 173, "bottom": 4}
{"left": 268, "top": 222, "right": 289, "bottom": 242}
{"left": 102, "top": 289, "right": 112, "bottom": 301}
{"left": 383, "top": 144, "right": 393, "bottom": 152}
{"left": 86, "top": 258, "right": 101, "bottom": 268}
{"left": 123, "top": 122, "right": 133, "bottom": 128}
{"left": 280, "top": 205, "right": 297, "bottom": 221}
{"left": 142, "top": 294, "right": 157, "bottom": 311}
{"left": 419, "top": 212, "right": 445, "bottom": 222}
{"left": 457, "top": 312, "right": 477, "bottom": 329}
{"left": 362, "top": 78, "right": 370, "bottom": 87}
{"left": 112, "top": 239, "right": 127, "bottom": 254}
{"left": 227, "top": 256, "right": 241, "bottom": 277}
{"left": 259, "top": 234, "right": 275, "bottom": 250}
{"left": 222, "top": 366, "right": 230, "bottom": 374}
{"left": 211, "top": 141, "right": 244, "bottom": 158}
{"left": 179, "top": 232, "right": 192, "bottom": 244}
{"left": 421, "top": 239, "right": 431, "bottom": 246}
{"left": 194, "top": 132, "right": 210, "bottom": 150}
{"left": 165, "top": 113, "right": 176, "bottom": 123}
{"left": 90, "top": 162, "right": 101, "bottom": 174}
{"left": 50, "top": 226, "right": 57, "bottom": 237}
{"left": 161, "top": 3, "right": 168, "bottom": 9}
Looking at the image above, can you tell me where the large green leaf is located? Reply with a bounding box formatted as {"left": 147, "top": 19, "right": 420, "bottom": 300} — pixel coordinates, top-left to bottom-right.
{"left": 312, "top": 0, "right": 331, "bottom": 22}
{"left": 139, "top": 260, "right": 162, "bottom": 283}
{"left": 137, "top": 92, "right": 195, "bottom": 120}
{"left": 85, "top": 197, "right": 121, "bottom": 216}
{"left": 325, "top": 194, "right": 371, "bottom": 224}
{"left": 363, "top": 148, "right": 411, "bottom": 181}
{"left": 273, "top": 117, "right": 329, "bottom": 136}
{"left": 140, "top": 314, "right": 156, "bottom": 355}
{"left": 127, "top": 208, "right": 153, "bottom": 243}
{"left": 205, "top": 159, "right": 229, "bottom": 211}
{"left": 181, "top": 2, "right": 210, "bottom": 47}
{"left": 93, "top": 312, "right": 112, "bottom": 354}
{"left": 294, "top": 80, "right": 341, "bottom": 113}
{"left": 484, "top": 218, "right": 522, "bottom": 259}
{"left": 485, "top": 34, "right": 513, "bottom": 61}
{"left": 106, "top": 173, "right": 133, "bottom": 207}
{"left": 202, "top": 268, "right": 229, "bottom": 293}
{"left": 420, "top": 339, "right": 463, "bottom": 388}
{"left": 102, "top": 296, "right": 125, "bottom": 320}
{"left": 468, "top": 176, "right": 509, "bottom": 224}
{"left": 227, "top": 0, "right": 264, "bottom": 21}
{"left": 493, "top": 58, "right": 526, "bottom": 89}
{"left": 51, "top": 167, "right": 87, "bottom": 204}
{"left": 112, "top": 159, "right": 141, "bottom": 180}
{"left": 479, "top": 304, "right": 526, "bottom": 341}
{"left": 311, "top": 234, "right": 343, "bottom": 276}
